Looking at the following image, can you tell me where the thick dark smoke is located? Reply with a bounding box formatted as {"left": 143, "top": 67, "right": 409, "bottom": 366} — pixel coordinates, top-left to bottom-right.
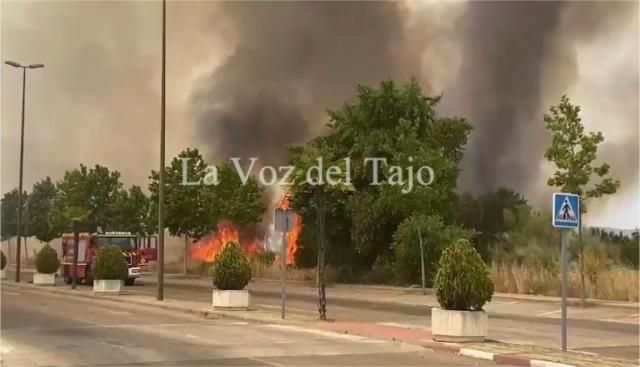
{"left": 192, "top": 1, "right": 637, "bottom": 207}
{"left": 455, "top": 2, "right": 567, "bottom": 193}
{"left": 192, "top": 2, "right": 421, "bottom": 165}
{"left": 454, "top": 1, "right": 637, "bottom": 196}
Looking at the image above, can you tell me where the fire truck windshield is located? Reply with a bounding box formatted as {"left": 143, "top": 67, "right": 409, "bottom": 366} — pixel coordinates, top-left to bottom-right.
{"left": 96, "top": 236, "right": 135, "bottom": 250}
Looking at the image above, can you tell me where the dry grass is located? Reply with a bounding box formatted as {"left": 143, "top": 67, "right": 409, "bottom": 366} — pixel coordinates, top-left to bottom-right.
{"left": 251, "top": 263, "right": 339, "bottom": 283}
{"left": 159, "top": 257, "right": 638, "bottom": 302}
{"left": 491, "top": 262, "right": 639, "bottom": 302}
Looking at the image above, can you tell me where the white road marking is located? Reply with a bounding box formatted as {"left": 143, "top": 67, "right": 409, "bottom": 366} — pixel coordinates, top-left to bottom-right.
{"left": 537, "top": 309, "right": 561, "bottom": 316}
{"left": 185, "top": 334, "right": 197, "bottom": 338}
{"left": 1, "top": 342, "right": 15, "bottom": 354}
{"left": 597, "top": 318, "right": 639, "bottom": 324}
{"left": 530, "top": 360, "right": 575, "bottom": 367}
{"left": 89, "top": 306, "right": 132, "bottom": 315}
{"left": 459, "top": 348, "right": 495, "bottom": 360}
{"left": 248, "top": 356, "right": 286, "bottom": 367}
{"left": 568, "top": 349, "right": 598, "bottom": 356}
{"left": 100, "top": 341, "right": 127, "bottom": 349}
{"left": 2, "top": 291, "right": 20, "bottom": 296}
{"left": 263, "top": 324, "right": 384, "bottom": 343}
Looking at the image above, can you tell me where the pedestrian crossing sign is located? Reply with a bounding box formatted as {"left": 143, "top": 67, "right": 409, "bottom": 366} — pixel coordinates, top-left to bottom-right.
{"left": 552, "top": 193, "right": 580, "bottom": 229}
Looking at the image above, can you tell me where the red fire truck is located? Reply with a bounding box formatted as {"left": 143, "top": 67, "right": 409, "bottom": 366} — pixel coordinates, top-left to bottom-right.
{"left": 61, "top": 231, "right": 157, "bottom": 286}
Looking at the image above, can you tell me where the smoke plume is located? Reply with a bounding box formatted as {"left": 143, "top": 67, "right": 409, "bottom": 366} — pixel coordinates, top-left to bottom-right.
{"left": 2, "top": 1, "right": 637, "bottom": 228}
{"left": 191, "top": 2, "right": 422, "bottom": 165}
{"left": 452, "top": 1, "right": 638, "bottom": 198}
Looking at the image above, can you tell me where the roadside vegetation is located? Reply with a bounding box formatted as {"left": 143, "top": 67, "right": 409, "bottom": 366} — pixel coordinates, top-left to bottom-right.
{"left": 1, "top": 80, "right": 637, "bottom": 303}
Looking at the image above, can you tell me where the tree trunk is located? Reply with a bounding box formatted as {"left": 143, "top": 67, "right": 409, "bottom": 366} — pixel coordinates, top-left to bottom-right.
{"left": 315, "top": 199, "right": 327, "bottom": 321}
{"left": 183, "top": 234, "right": 189, "bottom": 275}
{"left": 7, "top": 237, "right": 11, "bottom": 266}
{"left": 24, "top": 236, "right": 29, "bottom": 261}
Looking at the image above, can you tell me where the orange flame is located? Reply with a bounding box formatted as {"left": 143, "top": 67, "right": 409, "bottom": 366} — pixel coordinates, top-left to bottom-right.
{"left": 277, "top": 192, "right": 302, "bottom": 265}
{"left": 190, "top": 220, "right": 259, "bottom": 263}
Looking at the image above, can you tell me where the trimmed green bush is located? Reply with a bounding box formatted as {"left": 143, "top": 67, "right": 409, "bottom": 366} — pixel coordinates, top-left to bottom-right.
{"left": 1, "top": 251, "right": 6, "bottom": 270}
{"left": 434, "top": 239, "right": 494, "bottom": 311}
{"left": 209, "top": 241, "right": 252, "bottom": 290}
{"left": 92, "top": 245, "right": 128, "bottom": 280}
{"left": 35, "top": 244, "right": 60, "bottom": 274}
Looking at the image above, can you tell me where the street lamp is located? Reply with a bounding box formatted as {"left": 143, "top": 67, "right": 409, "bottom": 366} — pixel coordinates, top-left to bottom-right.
{"left": 5, "top": 60, "right": 44, "bottom": 282}
{"left": 157, "top": 0, "right": 166, "bottom": 300}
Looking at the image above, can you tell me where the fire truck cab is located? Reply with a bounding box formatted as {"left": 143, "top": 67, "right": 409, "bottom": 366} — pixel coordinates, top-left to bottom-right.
{"left": 61, "top": 231, "right": 153, "bottom": 286}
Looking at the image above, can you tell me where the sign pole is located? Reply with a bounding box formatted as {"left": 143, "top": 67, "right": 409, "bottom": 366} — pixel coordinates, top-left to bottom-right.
{"left": 552, "top": 192, "right": 579, "bottom": 353}
{"left": 418, "top": 228, "right": 426, "bottom": 295}
{"left": 281, "top": 215, "right": 288, "bottom": 319}
{"left": 560, "top": 229, "right": 568, "bottom": 351}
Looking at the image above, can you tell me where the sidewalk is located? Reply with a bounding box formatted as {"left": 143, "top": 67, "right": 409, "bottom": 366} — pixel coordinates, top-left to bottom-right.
{"left": 12, "top": 266, "right": 639, "bottom": 309}
{"left": 2, "top": 280, "right": 636, "bottom": 367}
{"left": 148, "top": 273, "right": 639, "bottom": 324}
{"left": 164, "top": 271, "right": 639, "bottom": 309}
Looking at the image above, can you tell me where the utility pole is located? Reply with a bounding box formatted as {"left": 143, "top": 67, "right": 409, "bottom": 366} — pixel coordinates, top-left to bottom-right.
{"left": 157, "top": 0, "right": 167, "bottom": 301}
{"left": 4, "top": 60, "right": 44, "bottom": 282}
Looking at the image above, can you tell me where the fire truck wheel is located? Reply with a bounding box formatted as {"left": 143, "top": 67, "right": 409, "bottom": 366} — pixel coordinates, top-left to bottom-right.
{"left": 124, "top": 278, "right": 135, "bottom": 286}
{"left": 63, "top": 276, "right": 72, "bottom": 285}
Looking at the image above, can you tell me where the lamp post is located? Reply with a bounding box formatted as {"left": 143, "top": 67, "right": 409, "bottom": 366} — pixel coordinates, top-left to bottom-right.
{"left": 4, "top": 60, "right": 44, "bottom": 282}
{"left": 157, "top": 0, "right": 166, "bottom": 300}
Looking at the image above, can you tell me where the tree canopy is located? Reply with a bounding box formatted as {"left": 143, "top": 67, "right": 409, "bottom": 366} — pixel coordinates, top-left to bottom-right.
{"left": 290, "top": 79, "right": 473, "bottom": 280}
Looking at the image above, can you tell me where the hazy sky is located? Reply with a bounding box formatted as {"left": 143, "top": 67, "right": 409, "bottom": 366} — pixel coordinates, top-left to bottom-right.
{"left": 1, "top": 1, "right": 638, "bottom": 229}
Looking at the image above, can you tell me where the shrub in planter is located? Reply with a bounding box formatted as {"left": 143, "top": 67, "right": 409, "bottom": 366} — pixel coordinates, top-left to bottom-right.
{"left": 210, "top": 241, "right": 252, "bottom": 290}
{"left": 93, "top": 245, "right": 128, "bottom": 280}
{"left": 432, "top": 239, "right": 494, "bottom": 342}
{"left": 36, "top": 245, "right": 60, "bottom": 274}
{"left": 34, "top": 245, "right": 60, "bottom": 285}
{"left": 209, "top": 241, "right": 252, "bottom": 308}
{"left": 92, "top": 245, "right": 127, "bottom": 293}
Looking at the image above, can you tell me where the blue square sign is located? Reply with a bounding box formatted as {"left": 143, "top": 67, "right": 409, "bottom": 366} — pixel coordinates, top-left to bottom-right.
{"left": 552, "top": 193, "right": 580, "bottom": 229}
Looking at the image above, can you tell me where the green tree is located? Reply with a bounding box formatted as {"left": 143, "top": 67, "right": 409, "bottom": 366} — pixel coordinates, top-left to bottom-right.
{"left": 150, "top": 148, "right": 212, "bottom": 274}
{"left": 51, "top": 164, "right": 123, "bottom": 232}
{"left": 212, "top": 161, "right": 266, "bottom": 227}
{"left": 544, "top": 95, "right": 620, "bottom": 305}
{"left": 1, "top": 188, "right": 30, "bottom": 260}
{"left": 27, "top": 177, "right": 57, "bottom": 244}
{"left": 291, "top": 80, "right": 472, "bottom": 281}
{"left": 329, "top": 82, "right": 470, "bottom": 265}
{"left": 1, "top": 189, "right": 20, "bottom": 241}
{"left": 288, "top": 138, "right": 354, "bottom": 320}
{"left": 392, "top": 213, "right": 472, "bottom": 286}
{"left": 111, "top": 185, "right": 149, "bottom": 235}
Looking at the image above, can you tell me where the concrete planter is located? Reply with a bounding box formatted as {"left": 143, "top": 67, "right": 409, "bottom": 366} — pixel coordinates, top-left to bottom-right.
{"left": 33, "top": 272, "right": 56, "bottom": 286}
{"left": 93, "top": 279, "right": 123, "bottom": 293}
{"left": 431, "top": 307, "right": 488, "bottom": 342}
{"left": 212, "top": 289, "right": 250, "bottom": 309}
{"left": 0, "top": 268, "right": 6, "bottom": 280}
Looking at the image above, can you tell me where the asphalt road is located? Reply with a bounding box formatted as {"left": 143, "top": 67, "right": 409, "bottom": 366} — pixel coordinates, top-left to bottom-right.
{"left": 7, "top": 269, "right": 639, "bottom": 361}
{"left": 1, "top": 287, "right": 492, "bottom": 367}
{"left": 131, "top": 276, "right": 639, "bottom": 361}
